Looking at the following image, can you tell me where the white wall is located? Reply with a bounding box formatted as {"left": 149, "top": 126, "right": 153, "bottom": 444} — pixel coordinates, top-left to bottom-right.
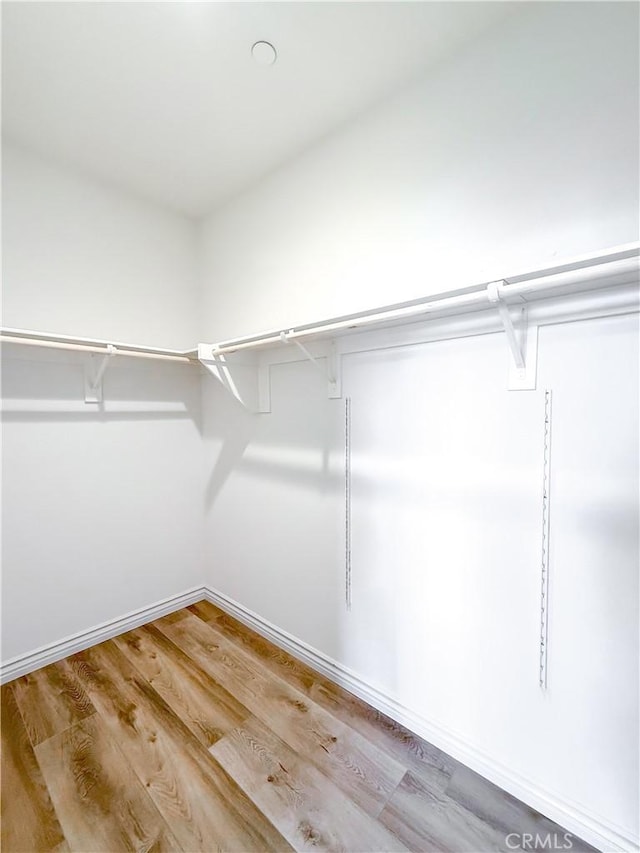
{"left": 198, "top": 4, "right": 639, "bottom": 845}
{"left": 201, "top": 308, "right": 639, "bottom": 850}
{"left": 199, "top": 1, "right": 639, "bottom": 342}
{"left": 1, "top": 146, "right": 204, "bottom": 662}
{"left": 2, "top": 2, "right": 638, "bottom": 847}
{"left": 1, "top": 349, "right": 204, "bottom": 662}
{"left": 2, "top": 144, "right": 199, "bottom": 348}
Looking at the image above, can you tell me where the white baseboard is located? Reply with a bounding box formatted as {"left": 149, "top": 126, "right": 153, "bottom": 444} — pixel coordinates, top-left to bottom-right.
{"left": 2, "top": 582, "right": 636, "bottom": 853}
{"left": 0, "top": 586, "right": 207, "bottom": 684}
{"left": 202, "top": 585, "right": 639, "bottom": 853}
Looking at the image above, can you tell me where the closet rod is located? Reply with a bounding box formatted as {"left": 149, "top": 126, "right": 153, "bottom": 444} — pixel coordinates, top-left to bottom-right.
{"left": 0, "top": 328, "right": 197, "bottom": 363}
{"left": 2, "top": 243, "right": 638, "bottom": 362}
{"left": 209, "top": 243, "right": 639, "bottom": 355}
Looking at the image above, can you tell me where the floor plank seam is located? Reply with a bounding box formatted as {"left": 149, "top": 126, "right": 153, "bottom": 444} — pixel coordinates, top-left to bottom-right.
{"left": 2, "top": 602, "right": 600, "bottom": 853}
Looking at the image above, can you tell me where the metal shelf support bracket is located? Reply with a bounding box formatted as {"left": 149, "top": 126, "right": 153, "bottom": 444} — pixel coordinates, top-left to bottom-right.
{"left": 487, "top": 280, "right": 538, "bottom": 390}
{"left": 198, "top": 344, "right": 259, "bottom": 411}
{"left": 84, "top": 344, "right": 117, "bottom": 403}
{"left": 280, "top": 331, "right": 342, "bottom": 400}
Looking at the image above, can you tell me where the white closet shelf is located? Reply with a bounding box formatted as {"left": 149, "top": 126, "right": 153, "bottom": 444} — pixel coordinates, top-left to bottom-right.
{"left": 197, "top": 241, "right": 639, "bottom": 407}
{"left": 204, "top": 242, "right": 639, "bottom": 356}
{"left": 0, "top": 328, "right": 198, "bottom": 403}
{"left": 2, "top": 242, "right": 638, "bottom": 363}
{"left": 2, "top": 241, "right": 638, "bottom": 405}
{"left": 0, "top": 327, "right": 198, "bottom": 363}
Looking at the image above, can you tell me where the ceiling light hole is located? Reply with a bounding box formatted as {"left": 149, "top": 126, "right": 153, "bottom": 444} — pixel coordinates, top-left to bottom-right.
{"left": 251, "top": 41, "right": 277, "bottom": 66}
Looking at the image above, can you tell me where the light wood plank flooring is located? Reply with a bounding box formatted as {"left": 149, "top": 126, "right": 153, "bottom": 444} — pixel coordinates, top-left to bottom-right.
{"left": 1, "top": 601, "right": 597, "bottom": 852}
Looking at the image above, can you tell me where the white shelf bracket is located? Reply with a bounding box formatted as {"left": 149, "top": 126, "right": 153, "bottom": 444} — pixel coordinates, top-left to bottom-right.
{"left": 280, "top": 331, "right": 323, "bottom": 372}
{"left": 280, "top": 331, "right": 342, "bottom": 399}
{"left": 487, "top": 280, "right": 538, "bottom": 390}
{"left": 84, "top": 345, "right": 116, "bottom": 403}
{"left": 198, "top": 344, "right": 259, "bottom": 411}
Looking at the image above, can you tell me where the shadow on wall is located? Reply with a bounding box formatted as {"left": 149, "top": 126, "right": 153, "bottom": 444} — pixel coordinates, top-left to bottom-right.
{"left": 203, "top": 378, "right": 257, "bottom": 510}
{"left": 1, "top": 345, "right": 202, "bottom": 428}
{"left": 201, "top": 345, "right": 541, "bottom": 510}
{"left": 202, "top": 361, "right": 342, "bottom": 510}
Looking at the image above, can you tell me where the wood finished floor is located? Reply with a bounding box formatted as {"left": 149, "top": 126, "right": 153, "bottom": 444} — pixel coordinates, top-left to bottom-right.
{"left": 1, "top": 601, "right": 597, "bottom": 853}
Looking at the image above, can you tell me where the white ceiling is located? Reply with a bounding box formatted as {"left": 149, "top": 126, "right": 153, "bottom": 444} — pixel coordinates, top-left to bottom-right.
{"left": 2, "top": 2, "right": 514, "bottom": 218}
